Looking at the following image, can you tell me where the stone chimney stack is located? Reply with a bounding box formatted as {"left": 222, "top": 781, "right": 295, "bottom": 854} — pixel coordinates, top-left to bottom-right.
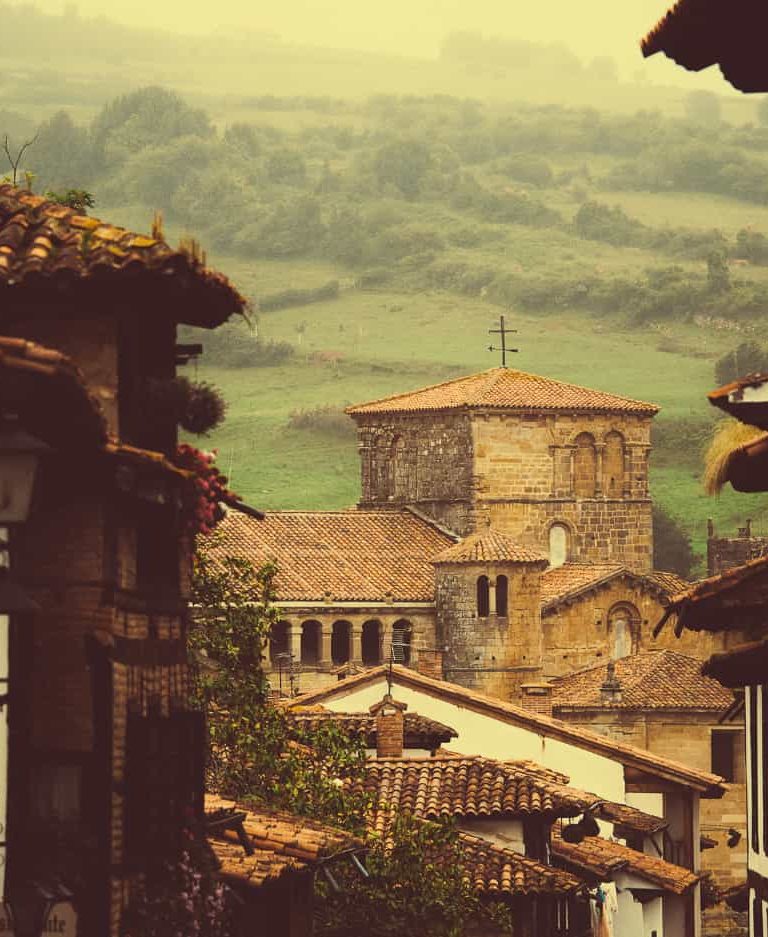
{"left": 600, "top": 661, "right": 623, "bottom": 705}
{"left": 369, "top": 694, "right": 408, "bottom": 759}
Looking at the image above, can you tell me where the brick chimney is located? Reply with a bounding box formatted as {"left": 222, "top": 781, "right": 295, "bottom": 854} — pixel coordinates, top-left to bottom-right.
{"left": 600, "top": 660, "right": 623, "bottom": 705}
{"left": 369, "top": 694, "right": 408, "bottom": 758}
{"left": 520, "top": 683, "right": 553, "bottom": 716}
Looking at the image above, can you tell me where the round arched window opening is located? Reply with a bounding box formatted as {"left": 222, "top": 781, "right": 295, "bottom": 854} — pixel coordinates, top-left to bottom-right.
{"left": 477, "top": 576, "right": 490, "bottom": 618}
{"left": 549, "top": 524, "right": 569, "bottom": 568}
{"left": 608, "top": 604, "right": 639, "bottom": 660}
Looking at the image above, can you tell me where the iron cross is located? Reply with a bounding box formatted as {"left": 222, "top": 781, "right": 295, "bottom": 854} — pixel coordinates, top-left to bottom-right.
{"left": 488, "top": 315, "right": 519, "bottom": 367}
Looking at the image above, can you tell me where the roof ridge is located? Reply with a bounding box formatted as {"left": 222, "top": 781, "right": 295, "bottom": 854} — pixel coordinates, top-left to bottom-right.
{"left": 345, "top": 368, "right": 501, "bottom": 414}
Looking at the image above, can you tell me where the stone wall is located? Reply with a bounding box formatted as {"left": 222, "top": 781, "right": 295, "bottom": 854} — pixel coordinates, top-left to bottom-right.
{"left": 472, "top": 410, "right": 654, "bottom": 571}
{"left": 540, "top": 579, "right": 732, "bottom": 680}
{"left": 707, "top": 519, "right": 768, "bottom": 576}
{"left": 353, "top": 412, "right": 475, "bottom": 534}
{"left": 436, "top": 561, "right": 543, "bottom": 699}
{"left": 554, "top": 708, "right": 747, "bottom": 937}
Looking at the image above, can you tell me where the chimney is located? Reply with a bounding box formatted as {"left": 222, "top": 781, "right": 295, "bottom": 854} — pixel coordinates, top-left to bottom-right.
{"left": 369, "top": 694, "right": 407, "bottom": 759}
{"left": 520, "top": 683, "right": 553, "bottom": 716}
{"left": 600, "top": 661, "right": 623, "bottom": 705}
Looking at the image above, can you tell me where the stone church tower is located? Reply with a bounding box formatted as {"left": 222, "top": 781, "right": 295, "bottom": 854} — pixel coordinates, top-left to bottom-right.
{"left": 347, "top": 367, "right": 658, "bottom": 572}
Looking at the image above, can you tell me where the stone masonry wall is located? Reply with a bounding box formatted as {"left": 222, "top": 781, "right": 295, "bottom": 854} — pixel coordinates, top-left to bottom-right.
{"left": 354, "top": 412, "right": 475, "bottom": 534}
{"left": 471, "top": 411, "right": 654, "bottom": 571}
{"left": 707, "top": 520, "right": 768, "bottom": 576}
{"left": 539, "top": 579, "right": 732, "bottom": 681}
{"left": 436, "top": 562, "right": 543, "bottom": 699}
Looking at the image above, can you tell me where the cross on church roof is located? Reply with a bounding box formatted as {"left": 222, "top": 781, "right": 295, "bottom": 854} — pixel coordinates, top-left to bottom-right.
{"left": 488, "top": 315, "right": 518, "bottom": 367}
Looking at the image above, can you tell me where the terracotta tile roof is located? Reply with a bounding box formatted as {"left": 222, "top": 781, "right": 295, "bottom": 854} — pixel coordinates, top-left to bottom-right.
{"left": 656, "top": 554, "right": 768, "bottom": 635}
{"left": 205, "top": 794, "right": 358, "bottom": 888}
{"left": 552, "top": 830, "right": 701, "bottom": 894}
{"left": 357, "top": 758, "right": 593, "bottom": 833}
{"left": 641, "top": 0, "right": 768, "bottom": 94}
{"left": 0, "top": 184, "right": 245, "bottom": 326}
{"left": 457, "top": 832, "right": 587, "bottom": 897}
{"left": 595, "top": 801, "right": 668, "bottom": 837}
{"left": 288, "top": 666, "right": 726, "bottom": 795}
{"left": 540, "top": 564, "right": 686, "bottom": 611}
{"left": 431, "top": 529, "right": 547, "bottom": 565}
{"left": 287, "top": 708, "right": 457, "bottom": 748}
{"left": 346, "top": 367, "right": 659, "bottom": 417}
{"left": 550, "top": 650, "right": 733, "bottom": 712}
{"left": 212, "top": 508, "right": 455, "bottom": 602}
{"left": 0, "top": 336, "right": 107, "bottom": 449}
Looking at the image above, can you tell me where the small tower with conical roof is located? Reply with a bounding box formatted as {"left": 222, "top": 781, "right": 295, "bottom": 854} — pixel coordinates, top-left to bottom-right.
{"left": 431, "top": 527, "right": 549, "bottom": 699}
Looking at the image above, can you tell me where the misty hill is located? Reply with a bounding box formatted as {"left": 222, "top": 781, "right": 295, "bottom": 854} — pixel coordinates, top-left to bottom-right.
{"left": 3, "top": 76, "right": 768, "bottom": 567}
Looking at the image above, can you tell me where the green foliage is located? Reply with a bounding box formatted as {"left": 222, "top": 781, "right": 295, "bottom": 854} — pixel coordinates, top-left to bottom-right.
{"left": 707, "top": 249, "right": 731, "bottom": 293}
{"left": 714, "top": 341, "right": 768, "bottom": 385}
{"left": 91, "top": 86, "right": 213, "bottom": 169}
{"left": 317, "top": 813, "right": 512, "bottom": 937}
{"left": 288, "top": 405, "right": 356, "bottom": 438}
{"left": 652, "top": 504, "right": 695, "bottom": 578}
{"left": 259, "top": 280, "right": 340, "bottom": 311}
{"left": 45, "top": 188, "right": 95, "bottom": 213}
{"left": 190, "top": 542, "right": 370, "bottom": 834}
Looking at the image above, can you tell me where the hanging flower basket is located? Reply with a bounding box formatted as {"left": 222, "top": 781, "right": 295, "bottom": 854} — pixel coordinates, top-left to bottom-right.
{"left": 136, "top": 378, "right": 227, "bottom": 436}
{"left": 175, "top": 444, "right": 239, "bottom": 536}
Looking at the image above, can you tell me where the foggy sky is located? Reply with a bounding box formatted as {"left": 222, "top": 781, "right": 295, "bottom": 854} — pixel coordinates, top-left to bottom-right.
{"left": 51, "top": 0, "right": 678, "bottom": 68}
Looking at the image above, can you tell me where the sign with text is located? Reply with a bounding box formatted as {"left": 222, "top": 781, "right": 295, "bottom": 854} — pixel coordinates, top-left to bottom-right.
{"left": 0, "top": 901, "right": 77, "bottom": 936}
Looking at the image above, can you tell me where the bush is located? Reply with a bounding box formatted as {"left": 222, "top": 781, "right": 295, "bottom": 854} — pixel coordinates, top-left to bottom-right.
{"left": 258, "top": 280, "right": 340, "bottom": 311}
{"left": 653, "top": 504, "right": 696, "bottom": 578}
{"left": 714, "top": 341, "right": 768, "bottom": 385}
{"left": 287, "top": 405, "right": 355, "bottom": 437}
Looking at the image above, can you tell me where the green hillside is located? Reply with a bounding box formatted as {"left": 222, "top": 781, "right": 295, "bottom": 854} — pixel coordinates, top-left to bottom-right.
{"left": 5, "top": 11, "right": 768, "bottom": 570}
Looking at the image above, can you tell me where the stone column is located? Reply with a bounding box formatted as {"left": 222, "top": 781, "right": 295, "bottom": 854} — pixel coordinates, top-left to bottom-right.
{"left": 381, "top": 620, "right": 394, "bottom": 662}
{"left": 351, "top": 623, "right": 363, "bottom": 665}
{"left": 595, "top": 444, "right": 605, "bottom": 497}
{"left": 289, "top": 623, "right": 303, "bottom": 666}
{"left": 488, "top": 576, "right": 497, "bottom": 616}
{"left": 320, "top": 625, "right": 333, "bottom": 668}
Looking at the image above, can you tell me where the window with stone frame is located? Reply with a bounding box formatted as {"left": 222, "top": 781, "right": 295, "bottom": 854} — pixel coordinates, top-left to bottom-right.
{"left": 300, "top": 620, "right": 321, "bottom": 665}
{"left": 608, "top": 603, "right": 639, "bottom": 659}
{"left": 549, "top": 524, "right": 569, "bottom": 567}
{"left": 603, "top": 431, "right": 625, "bottom": 499}
{"left": 710, "top": 728, "right": 744, "bottom": 783}
{"left": 362, "top": 620, "right": 382, "bottom": 665}
{"left": 332, "top": 620, "right": 352, "bottom": 665}
{"left": 573, "top": 433, "right": 597, "bottom": 498}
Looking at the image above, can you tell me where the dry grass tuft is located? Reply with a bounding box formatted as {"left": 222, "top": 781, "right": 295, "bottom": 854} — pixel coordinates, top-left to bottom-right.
{"left": 703, "top": 420, "right": 766, "bottom": 495}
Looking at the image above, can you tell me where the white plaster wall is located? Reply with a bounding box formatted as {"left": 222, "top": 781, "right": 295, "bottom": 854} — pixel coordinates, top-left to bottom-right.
{"left": 615, "top": 887, "right": 645, "bottom": 937}
{"left": 322, "top": 676, "right": 626, "bottom": 800}
{"left": 644, "top": 896, "right": 664, "bottom": 937}
{"left": 457, "top": 818, "right": 524, "bottom": 852}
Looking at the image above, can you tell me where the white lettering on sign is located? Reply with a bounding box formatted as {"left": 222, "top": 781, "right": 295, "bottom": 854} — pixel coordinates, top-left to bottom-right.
{"left": 0, "top": 901, "right": 77, "bottom": 937}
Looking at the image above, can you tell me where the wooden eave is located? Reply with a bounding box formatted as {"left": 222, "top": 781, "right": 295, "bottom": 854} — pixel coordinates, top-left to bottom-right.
{"left": 702, "top": 638, "right": 768, "bottom": 688}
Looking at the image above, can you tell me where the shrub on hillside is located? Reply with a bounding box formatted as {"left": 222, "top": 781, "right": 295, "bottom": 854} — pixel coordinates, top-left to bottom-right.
{"left": 714, "top": 341, "right": 768, "bottom": 385}
{"left": 258, "top": 281, "right": 340, "bottom": 311}
{"left": 287, "top": 405, "right": 355, "bottom": 437}
{"left": 653, "top": 504, "right": 695, "bottom": 579}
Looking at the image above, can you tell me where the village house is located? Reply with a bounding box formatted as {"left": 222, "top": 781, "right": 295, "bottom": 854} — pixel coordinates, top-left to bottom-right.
{"left": 649, "top": 366, "right": 768, "bottom": 937}
{"left": 287, "top": 663, "right": 727, "bottom": 937}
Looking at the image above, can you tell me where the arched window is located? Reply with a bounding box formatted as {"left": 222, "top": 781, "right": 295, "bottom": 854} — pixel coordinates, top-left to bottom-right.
{"left": 495, "top": 575, "right": 509, "bottom": 617}
{"left": 549, "top": 524, "right": 569, "bottom": 568}
{"left": 392, "top": 620, "right": 412, "bottom": 665}
{"left": 331, "top": 620, "right": 352, "bottom": 665}
{"left": 362, "top": 620, "right": 382, "bottom": 666}
{"left": 573, "top": 433, "right": 597, "bottom": 498}
{"left": 300, "top": 620, "right": 321, "bottom": 665}
{"left": 477, "top": 576, "right": 490, "bottom": 618}
{"left": 608, "top": 604, "right": 639, "bottom": 660}
{"left": 604, "top": 431, "right": 625, "bottom": 499}
{"left": 270, "top": 621, "right": 291, "bottom": 660}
